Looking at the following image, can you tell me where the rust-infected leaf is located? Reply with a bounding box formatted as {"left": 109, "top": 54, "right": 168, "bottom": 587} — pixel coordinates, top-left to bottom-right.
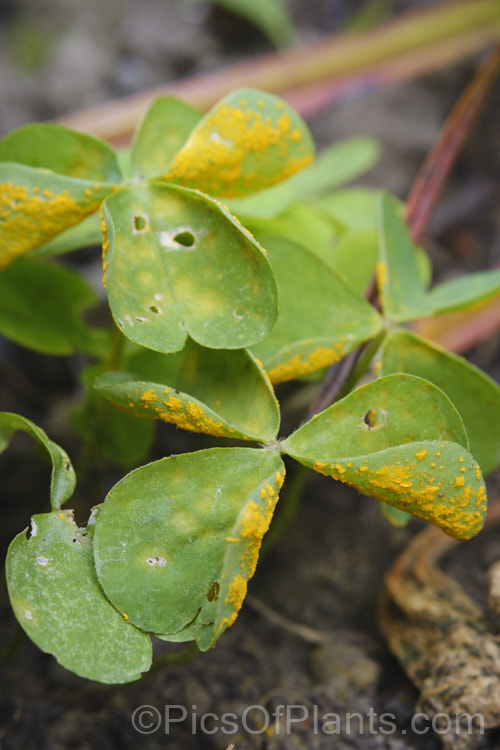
{"left": 164, "top": 89, "right": 314, "bottom": 198}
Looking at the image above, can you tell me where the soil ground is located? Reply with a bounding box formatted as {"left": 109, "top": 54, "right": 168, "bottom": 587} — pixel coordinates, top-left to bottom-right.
{"left": 0, "top": 2, "right": 500, "bottom": 749}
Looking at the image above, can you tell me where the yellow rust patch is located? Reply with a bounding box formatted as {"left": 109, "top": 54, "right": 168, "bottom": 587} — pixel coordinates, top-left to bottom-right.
{"left": 376, "top": 261, "right": 387, "bottom": 301}
{"left": 352, "top": 460, "right": 484, "bottom": 539}
{"left": 367, "top": 464, "right": 413, "bottom": 492}
{"left": 238, "top": 473, "right": 283, "bottom": 577}
{"left": 330, "top": 463, "right": 345, "bottom": 475}
{"left": 100, "top": 206, "right": 110, "bottom": 287}
{"left": 126, "top": 386, "right": 231, "bottom": 438}
{"left": 0, "top": 181, "right": 102, "bottom": 268}
{"left": 225, "top": 574, "right": 247, "bottom": 610}
{"left": 216, "top": 469, "right": 285, "bottom": 640}
{"left": 309, "top": 451, "right": 486, "bottom": 539}
{"left": 268, "top": 341, "right": 347, "bottom": 384}
{"left": 255, "top": 358, "right": 274, "bottom": 389}
{"left": 164, "top": 100, "right": 312, "bottom": 197}
{"left": 140, "top": 390, "right": 158, "bottom": 408}
{"left": 155, "top": 397, "right": 227, "bottom": 437}
{"left": 240, "top": 500, "right": 272, "bottom": 544}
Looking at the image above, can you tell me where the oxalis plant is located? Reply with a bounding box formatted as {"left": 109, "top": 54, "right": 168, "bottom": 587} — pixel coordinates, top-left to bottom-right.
{"left": 1, "top": 88, "right": 500, "bottom": 685}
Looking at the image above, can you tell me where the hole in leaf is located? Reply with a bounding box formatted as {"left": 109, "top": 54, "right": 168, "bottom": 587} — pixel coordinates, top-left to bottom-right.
{"left": 133, "top": 214, "right": 149, "bottom": 232}
{"left": 173, "top": 231, "right": 195, "bottom": 247}
{"left": 233, "top": 307, "right": 245, "bottom": 321}
{"left": 206, "top": 581, "right": 220, "bottom": 602}
{"left": 149, "top": 305, "right": 161, "bottom": 314}
{"left": 363, "top": 408, "right": 387, "bottom": 430}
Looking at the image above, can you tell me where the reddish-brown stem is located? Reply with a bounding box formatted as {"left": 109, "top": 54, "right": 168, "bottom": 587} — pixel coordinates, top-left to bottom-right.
{"left": 304, "top": 347, "right": 362, "bottom": 421}
{"left": 405, "top": 45, "right": 500, "bottom": 244}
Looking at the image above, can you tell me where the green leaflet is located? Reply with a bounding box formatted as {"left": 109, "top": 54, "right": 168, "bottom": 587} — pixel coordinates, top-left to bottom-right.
{"left": 131, "top": 96, "right": 202, "bottom": 178}
{"left": 284, "top": 374, "right": 469, "bottom": 455}
{"left": 102, "top": 181, "right": 277, "bottom": 352}
{"left": 92, "top": 448, "right": 285, "bottom": 642}
{"left": 195, "top": 451, "right": 285, "bottom": 650}
{"left": 381, "top": 329, "right": 500, "bottom": 476}
{"left": 0, "top": 123, "right": 122, "bottom": 183}
{"left": 73, "top": 364, "right": 155, "bottom": 469}
{"left": 330, "top": 229, "right": 379, "bottom": 295}
{"left": 116, "top": 146, "right": 134, "bottom": 180}
{"left": 0, "top": 257, "right": 107, "bottom": 356}
{"left": 0, "top": 163, "right": 115, "bottom": 267}
{"left": 164, "top": 89, "right": 314, "bottom": 197}
{"left": 250, "top": 237, "right": 383, "bottom": 383}
{"left": 155, "top": 618, "right": 197, "bottom": 643}
{"left": 0, "top": 412, "right": 75, "bottom": 511}
{"left": 6, "top": 511, "right": 151, "bottom": 683}
{"left": 316, "top": 188, "right": 378, "bottom": 232}
{"left": 331, "top": 229, "right": 432, "bottom": 297}
{"left": 96, "top": 341, "right": 280, "bottom": 442}
{"left": 376, "top": 191, "right": 428, "bottom": 322}
{"left": 376, "top": 191, "right": 500, "bottom": 322}
{"left": 227, "top": 138, "right": 380, "bottom": 219}
{"left": 283, "top": 374, "right": 487, "bottom": 540}
{"left": 426, "top": 268, "right": 500, "bottom": 316}
{"left": 247, "top": 203, "right": 338, "bottom": 269}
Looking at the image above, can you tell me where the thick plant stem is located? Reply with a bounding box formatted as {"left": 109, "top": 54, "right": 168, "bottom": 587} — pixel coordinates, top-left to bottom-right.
{"left": 406, "top": 45, "right": 500, "bottom": 244}
{"left": 56, "top": 0, "right": 500, "bottom": 143}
